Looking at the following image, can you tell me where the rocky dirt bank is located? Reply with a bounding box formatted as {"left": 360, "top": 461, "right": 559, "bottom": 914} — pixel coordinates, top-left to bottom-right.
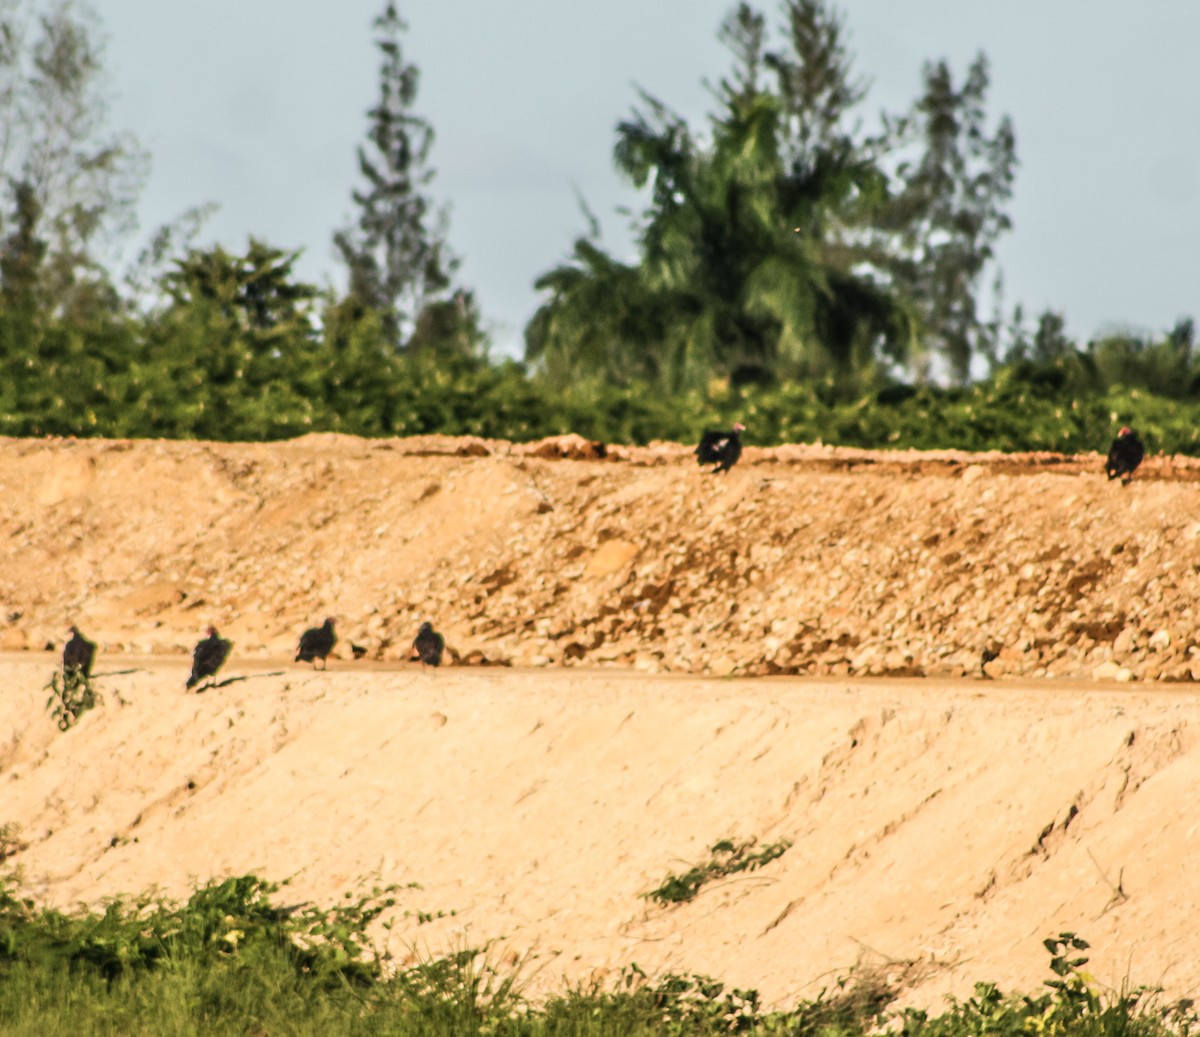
{"left": 2, "top": 433, "right": 1199, "bottom": 681}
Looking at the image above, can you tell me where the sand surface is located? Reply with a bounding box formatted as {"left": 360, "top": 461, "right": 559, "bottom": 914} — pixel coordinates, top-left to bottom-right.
{"left": 3, "top": 434, "right": 1200, "bottom": 1007}
{"left": 3, "top": 657, "right": 1199, "bottom": 1009}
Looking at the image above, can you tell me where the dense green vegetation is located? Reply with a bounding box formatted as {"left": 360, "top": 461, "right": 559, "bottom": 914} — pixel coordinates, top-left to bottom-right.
{"left": 0, "top": 876, "right": 1192, "bottom": 1037}
{"left": 0, "top": 0, "right": 1193, "bottom": 454}
{"left": 5, "top": 299, "right": 1200, "bottom": 455}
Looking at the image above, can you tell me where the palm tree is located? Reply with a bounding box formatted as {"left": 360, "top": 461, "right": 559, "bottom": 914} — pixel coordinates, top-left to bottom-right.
{"left": 526, "top": 0, "right": 916, "bottom": 396}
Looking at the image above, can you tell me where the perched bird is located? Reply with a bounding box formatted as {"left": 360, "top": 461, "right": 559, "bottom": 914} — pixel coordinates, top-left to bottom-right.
{"left": 62, "top": 625, "right": 97, "bottom": 678}
{"left": 296, "top": 618, "right": 337, "bottom": 669}
{"left": 350, "top": 642, "right": 368, "bottom": 660}
{"left": 411, "top": 622, "right": 445, "bottom": 668}
{"left": 187, "top": 626, "right": 232, "bottom": 691}
{"left": 695, "top": 422, "right": 745, "bottom": 473}
{"left": 1106, "top": 426, "right": 1144, "bottom": 484}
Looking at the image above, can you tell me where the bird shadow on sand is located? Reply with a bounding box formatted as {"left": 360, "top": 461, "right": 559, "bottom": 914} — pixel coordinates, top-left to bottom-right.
{"left": 193, "top": 671, "right": 285, "bottom": 694}
{"left": 92, "top": 668, "right": 142, "bottom": 678}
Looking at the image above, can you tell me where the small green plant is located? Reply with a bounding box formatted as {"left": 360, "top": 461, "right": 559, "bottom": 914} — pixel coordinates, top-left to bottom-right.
{"left": 0, "top": 823, "right": 26, "bottom": 863}
{"left": 896, "top": 931, "right": 1187, "bottom": 1037}
{"left": 645, "top": 836, "right": 793, "bottom": 906}
{"left": 44, "top": 669, "right": 101, "bottom": 731}
{"left": 546, "top": 960, "right": 898, "bottom": 1036}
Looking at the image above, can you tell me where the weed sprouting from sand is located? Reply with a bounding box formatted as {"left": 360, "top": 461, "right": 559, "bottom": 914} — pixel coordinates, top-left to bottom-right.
{"left": 645, "top": 836, "right": 794, "bottom": 906}
{"left": 0, "top": 822, "right": 26, "bottom": 863}
{"left": 44, "top": 669, "right": 101, "bottom": 731}
{"left": 896, "top": 933, "right": 1190, "bottom": 1037}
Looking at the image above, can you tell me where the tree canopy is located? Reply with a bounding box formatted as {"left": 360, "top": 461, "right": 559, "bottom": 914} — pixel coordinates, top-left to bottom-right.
{"left": 333, "top": 1, "right": 481, "bottom": 356}
{"left": 1, "top": 0, "right": 1196, "bottom": 454}
{"left": 0, "top": 0, "right": 146, "bottom": 321}
{"left": 527, "top": 0, "right": 1016, "bottom": 394}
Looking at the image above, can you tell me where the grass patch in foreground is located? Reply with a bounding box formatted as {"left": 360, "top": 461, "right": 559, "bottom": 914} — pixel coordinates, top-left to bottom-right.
{"left": 0, "top": 875, "right": 1193, "bottom": 1037}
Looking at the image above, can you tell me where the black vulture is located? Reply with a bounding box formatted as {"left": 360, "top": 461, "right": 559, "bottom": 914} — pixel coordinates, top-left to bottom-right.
{"left": 296, "top": 618, "right": 337, "bottom": 668}
{"left": 1105, "top": 427, "right": 1144, "bottom": 484}
{"left": 62, "top": 626, "right": 97, "bottom": 678}
{"left": 695, "top": 423, "right": 745, "bottom": 473}
{"left": 411, "top": 622, "right": 445, "bottom": 668}
{"left": 188, "top": 627, "right": 232, "bottom": 690}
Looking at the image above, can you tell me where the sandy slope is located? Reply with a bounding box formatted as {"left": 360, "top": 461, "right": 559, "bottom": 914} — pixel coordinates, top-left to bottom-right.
{"left": 3, "top": 656, "right": 1199, "bottom": 1009}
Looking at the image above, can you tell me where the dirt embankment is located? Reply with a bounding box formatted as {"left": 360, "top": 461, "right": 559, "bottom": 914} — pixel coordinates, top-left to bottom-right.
{"left": 2, "top": 433, "right": 1200, "bottom": 682}
{"left": 4, "top": 435, "right": 1200, "bottom": 1008}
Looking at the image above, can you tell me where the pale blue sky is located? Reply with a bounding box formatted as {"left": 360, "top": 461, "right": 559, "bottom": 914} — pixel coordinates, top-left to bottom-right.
{"left": 95, "top": 1, "right": 1199, "bottom": 356}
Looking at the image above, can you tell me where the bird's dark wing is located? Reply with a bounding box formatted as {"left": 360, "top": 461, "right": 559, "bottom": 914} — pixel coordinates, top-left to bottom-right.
{"left": 296, "top": 628, "right": 319, "bottom": 659}
{"left": 1127, "top": 436, "right": 1145, "bottom": 469}
{"left": 63, "top": 634, "right": 95, "bottom": 675}
{"left": 1105, "top": 440, "right": 1123, "bottom": 476}
{"left": 189, "top": 641, "right": 213, "bottom": 685}
{"left": 189, "top": 635, "right": 230, "bottom": 685}
{"left": 696, "top": 431, "right": 731, "bottom": 465}
{"left": 716, "top": 437, "right": 743, "bottom": 471}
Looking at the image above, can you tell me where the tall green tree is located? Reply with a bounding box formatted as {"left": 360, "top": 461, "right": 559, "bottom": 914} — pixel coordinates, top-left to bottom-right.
{"left": 131, "top": 240, "right": 323, "bottom": 438}
{"left": 528, "top": 0, "right": 1014, "bottom": 393}
{"left": 0, "top": 0, "right": 146, "bottom": 319}
{"left": 334, "top": 2, "right": 477, "bottom": 353}
{"left": 527, "top": 1, "right": 916, "bottom": 395}
{"left": 0, "top": 179, "right": 46, "bottom": 316}
{"left": 879, "top": 54, "right": 1017, "bottom": 382}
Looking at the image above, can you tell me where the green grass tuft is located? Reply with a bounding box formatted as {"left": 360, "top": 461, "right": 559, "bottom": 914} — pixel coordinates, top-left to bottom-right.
{"left": 645, "top": 837, "right": 794, "bottom": 906}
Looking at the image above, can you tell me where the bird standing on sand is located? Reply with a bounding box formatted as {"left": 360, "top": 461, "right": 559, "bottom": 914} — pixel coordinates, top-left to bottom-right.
{"left": 411, "top": 622, "right": 445, "bottom": 668}
{"left": 296, "top": 618, "right": 337, "bottom": 668}
{"left": 1106, "top": 426, "right": 1144, "bottom": 484}
{"left": 62, "top": 626, "right": 96, "bottom": 678}
{"left": 695, "top": 423, "right": 745, "bottom": 473}
{"left": 187, "top": 626, "right": 231, "bottom": 691}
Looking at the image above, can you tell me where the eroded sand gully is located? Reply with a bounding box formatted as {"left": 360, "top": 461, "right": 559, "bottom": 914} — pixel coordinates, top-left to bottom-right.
{"left": 2, "top": 434, "right": 1200, "bottom": 1007}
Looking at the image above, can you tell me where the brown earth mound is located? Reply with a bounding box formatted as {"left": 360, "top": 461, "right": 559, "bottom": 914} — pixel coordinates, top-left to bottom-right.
{"left": 2, "top": 433, "right": 1200, "bottom": 681}
{"left": 4, "top": 434, "right": 1200, "bottom": 1008}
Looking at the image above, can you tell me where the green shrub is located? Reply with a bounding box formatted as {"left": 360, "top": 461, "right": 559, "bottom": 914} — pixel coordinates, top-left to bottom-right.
{"left": 646, "top": 837, "right": 793, "bottom": 906}
{"left": 0, "top": 876, "right": 1194, "bottom": 1037}
{"left": 43, "top": 671, "right": 101, "bottom": 732}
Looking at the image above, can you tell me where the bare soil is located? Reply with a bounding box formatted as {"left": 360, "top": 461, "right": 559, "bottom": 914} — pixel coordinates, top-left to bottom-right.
{"left": 4, "top": 433, "right": 1200, "bottom": 681}
{"left": 2, "top": 434, "right": 1200, "bottom": 1007}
